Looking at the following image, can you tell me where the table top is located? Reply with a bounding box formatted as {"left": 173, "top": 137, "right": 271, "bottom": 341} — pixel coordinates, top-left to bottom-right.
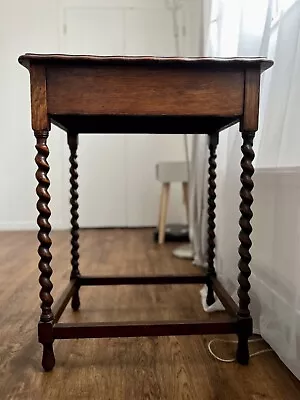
{"left": 18, "top": 53, "right": 273, "bottom": 72}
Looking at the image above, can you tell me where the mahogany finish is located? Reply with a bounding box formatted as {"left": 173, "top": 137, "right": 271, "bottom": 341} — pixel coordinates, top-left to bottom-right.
{"left": 68, "top": 133, "right": 81, "bottom": 311}
{"left": 78, "top": 274, "right": 207, "bottom": 286}
{"left": 211, "top": 277, "right": 239, "bottom": 318}
{"left": 46, "top": 66, "right": 244, "bottom": 116}
{"left": 52, "top": 280, "right": 77, "bottom": 324}
{"left": 53, "top": 318, "right": 237, "bottom": 340}
{"left": 206, "top": 132, "right": 218, "bottom": 306}
{"left": 19, "top": 53, "right": 273, "bottom": 371}
{"left": 18, "top": 53, "right": 273, "bottom": 69}
{"left": 236, "top": 131, "right": 256, "bottom": 364}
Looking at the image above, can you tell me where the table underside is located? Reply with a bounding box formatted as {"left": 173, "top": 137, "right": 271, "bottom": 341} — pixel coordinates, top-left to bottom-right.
{"left": 51, "top": 115, "right": 240, "bottom": 134}
{"left": 46, "top": 114, "right": 241, "bottom": 358}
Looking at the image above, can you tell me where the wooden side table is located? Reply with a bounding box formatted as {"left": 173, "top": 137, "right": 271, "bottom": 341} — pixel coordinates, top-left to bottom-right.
{"left": 19, "top": 54, "right": 273, "bottom": 372}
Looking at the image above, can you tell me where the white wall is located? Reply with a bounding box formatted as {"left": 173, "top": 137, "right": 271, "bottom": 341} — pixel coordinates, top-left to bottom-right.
{"left": 0, "top": 0, "right": 200, "bottom": 230}
{"left": 0, "top": 0, "right": 66, "bottom": 229}
{"left": 251, "top": 166, "right": 300, "bottom": 379}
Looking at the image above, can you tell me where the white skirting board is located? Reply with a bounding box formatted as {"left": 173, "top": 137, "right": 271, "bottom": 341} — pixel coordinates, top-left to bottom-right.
{"left": 250, "top": 166, "right": 300, "bottom": 379}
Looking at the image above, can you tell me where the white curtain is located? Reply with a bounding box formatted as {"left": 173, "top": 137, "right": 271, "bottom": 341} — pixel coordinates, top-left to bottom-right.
{"left": 253, "top": 0, "right": 300, "bottom": 380}
{"left": 190, "top": 0, "right": 300, "bottom": 379}
{"left": 190, "top": 0, "right": 273, "bottom": 265}
{"left": 211, "top": 0, "right": 273, "bottom": 303}
{"left": 188, "top": 0, "right": 211, "bottom": 266}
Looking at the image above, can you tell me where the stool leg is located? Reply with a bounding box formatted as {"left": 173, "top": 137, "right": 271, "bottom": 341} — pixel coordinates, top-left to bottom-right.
{"left": 68, "top": 134, "right": 81, "bottom": 311}
{"left": 182, "top": 182, "right": 189, "bottom": 223}
{"left": 236, "top": 131, "right": 255, "bottom": 365}
{"left": 206, "top": 132, "right": 219, "bottom": 306}
{"left": 158, "top": 183, "right": 170, "bottom": 244}
{"left": 34, "top": 130, "right": 55, "bottom": 372}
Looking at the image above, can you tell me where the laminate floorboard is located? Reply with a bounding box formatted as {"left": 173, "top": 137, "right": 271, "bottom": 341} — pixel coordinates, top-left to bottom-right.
{"left": 0, "top": 229, "right": 299, "bottom": 399}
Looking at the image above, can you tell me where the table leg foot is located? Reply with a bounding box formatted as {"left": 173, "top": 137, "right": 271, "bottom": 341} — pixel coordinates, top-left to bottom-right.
{"left": 206, "top": 281, "right": 215, "bottom": 306}
{"left": 42, "top": 342, "right": 55, "bottom": 372}
{"left": 71, "top": 290, "right": 80, "bottom": 311}
{"left": 236, "top": 333, "right": 250, "bottom": 365}
{"left": 68, "top": 133, "right": 81, "bottom": 311}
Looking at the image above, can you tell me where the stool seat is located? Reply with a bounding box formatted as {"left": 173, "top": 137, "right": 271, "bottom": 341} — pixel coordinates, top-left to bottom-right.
{"left": 156, "top": 161, "right": 188, "bottom": 183}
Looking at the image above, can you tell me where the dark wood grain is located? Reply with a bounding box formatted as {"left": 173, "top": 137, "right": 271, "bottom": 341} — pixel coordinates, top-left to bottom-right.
{"left": 35, "top": 130, "right": 53, "bottom": 323}
{"left": 78, "top": 274, "right": 207, "bottom": 286}
{"left": 206, "top": 132, "right": 219, "bottom": 306}
{"left": 34, "top": 130, "right": 55, "bottom": 371}
{"left": 30, "top": 65, "right": 49, "bottom": 131}
{"left": 236, "top": 131, "right": 255, "bottom": 365}
{"left": 18, "top": 53, "right": 274, "bottom": 71}
{"left": 19, "top": 54, "right": 274, "bottom": 371}
{"left": 47, "top": 67, "right": 244, "bottom": 116}
{"left": 52, "top": 280, "right": 77, "bottom": 324}
{"left": 67, "top": 133, "right": 81, "bottom": 312}
{"left": 237, "top": 132, "right": 255, "bottom": 317}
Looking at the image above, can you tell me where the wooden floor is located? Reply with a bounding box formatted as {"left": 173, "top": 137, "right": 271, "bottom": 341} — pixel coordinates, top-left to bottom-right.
{"left": 0, "top": 229, "right": 299, "bottom": 400}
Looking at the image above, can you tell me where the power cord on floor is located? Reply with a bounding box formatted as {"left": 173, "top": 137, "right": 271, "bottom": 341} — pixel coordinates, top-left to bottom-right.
{"left": 208, "top": 338, "right": 274, "bottom": 363}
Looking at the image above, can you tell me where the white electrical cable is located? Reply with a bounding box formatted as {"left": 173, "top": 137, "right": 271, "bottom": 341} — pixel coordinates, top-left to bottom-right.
{"left": 208, "top": 338, "right": 273, "bottom": 363}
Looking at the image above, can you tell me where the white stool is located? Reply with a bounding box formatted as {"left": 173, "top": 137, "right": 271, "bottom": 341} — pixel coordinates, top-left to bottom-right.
{"left": 156, "top": 161, "right": 189, "bottom": 244}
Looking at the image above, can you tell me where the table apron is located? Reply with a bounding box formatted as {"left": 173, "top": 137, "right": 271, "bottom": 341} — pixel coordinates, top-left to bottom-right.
{"left": 46, "top": 66, "right": 244, "bottom": 117}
